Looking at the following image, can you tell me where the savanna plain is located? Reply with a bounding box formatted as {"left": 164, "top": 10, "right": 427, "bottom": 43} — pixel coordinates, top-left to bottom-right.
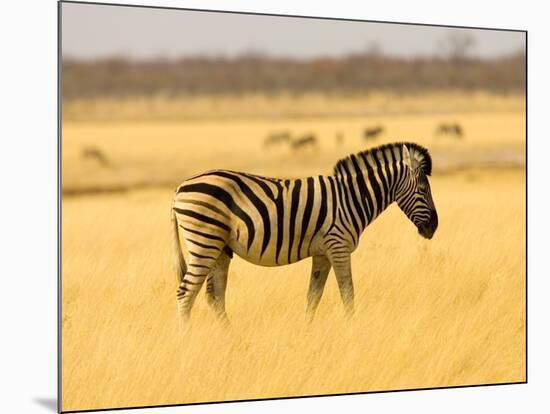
{"left": 61, "top": 93, "right": 525, "bottom": 411}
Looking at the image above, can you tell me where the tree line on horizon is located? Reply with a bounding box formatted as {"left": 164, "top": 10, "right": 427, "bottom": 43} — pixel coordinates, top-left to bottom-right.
{"left": 62, "top": 48, "right": 525, "bottom": 99}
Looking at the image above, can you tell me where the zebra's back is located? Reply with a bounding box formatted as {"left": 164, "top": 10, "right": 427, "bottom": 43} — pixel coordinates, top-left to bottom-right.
{"left": 173, "top": 170, "right": 337, "bottom": 266}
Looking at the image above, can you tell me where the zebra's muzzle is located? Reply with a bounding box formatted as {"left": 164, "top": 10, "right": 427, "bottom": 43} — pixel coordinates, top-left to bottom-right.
{"left": 418, "top": 211, "right": 438, "bottom": 239}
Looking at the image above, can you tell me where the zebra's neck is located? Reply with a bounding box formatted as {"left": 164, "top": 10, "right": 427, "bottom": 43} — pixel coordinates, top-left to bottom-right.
{"left": 333, "top": 149, "right": 406, "bottom": 244}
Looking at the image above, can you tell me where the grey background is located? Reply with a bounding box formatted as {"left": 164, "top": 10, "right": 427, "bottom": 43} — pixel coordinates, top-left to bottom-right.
{"left": 62, "top": 2, "right": 526, "bottom": 60}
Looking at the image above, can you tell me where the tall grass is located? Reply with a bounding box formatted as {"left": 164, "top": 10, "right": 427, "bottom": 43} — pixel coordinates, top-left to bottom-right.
{"left": 61, "top": 169, "right": 525, "bottom": 411}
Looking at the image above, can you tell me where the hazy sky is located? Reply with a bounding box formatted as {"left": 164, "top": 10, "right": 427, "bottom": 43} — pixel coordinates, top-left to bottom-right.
{"left": 62, "top": 2, "right": 526, "bottom": 60}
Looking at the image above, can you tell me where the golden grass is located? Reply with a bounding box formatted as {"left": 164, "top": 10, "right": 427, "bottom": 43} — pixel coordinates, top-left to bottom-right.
{"left": 62, "top": 111, "right": 525, "bottom": 193}
{"left": 61, "top": 93, "right": 525, "bottom": 410}
{"left": 63, "top": 91, "right": 525, "bottom": 122}
{"left": 61, "top": 168, "right": 525, "bottom": 411}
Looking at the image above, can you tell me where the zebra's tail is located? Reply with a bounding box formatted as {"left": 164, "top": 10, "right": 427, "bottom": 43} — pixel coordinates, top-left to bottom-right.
{"left": 171, "top": 207, "right": 187, "bottom": 285}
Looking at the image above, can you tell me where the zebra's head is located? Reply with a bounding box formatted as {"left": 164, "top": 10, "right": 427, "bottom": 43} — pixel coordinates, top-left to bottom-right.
{"left": 396, "top": 144, "right": 438, "bottom": 239}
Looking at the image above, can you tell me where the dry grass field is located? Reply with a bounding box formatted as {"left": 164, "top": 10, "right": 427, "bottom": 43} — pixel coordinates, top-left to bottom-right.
{"left": 63, "top": 91, "right": 524, "bottom": 122}
{"left": 61, "top": 93, "right": 525, "bottom": 411}
{"left": 62, "top": 93, "right": 525, "bottom": 194}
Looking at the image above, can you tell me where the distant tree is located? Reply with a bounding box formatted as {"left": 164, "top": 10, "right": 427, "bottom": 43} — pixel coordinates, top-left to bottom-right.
{"left": 365, "top": 41, "right": 383, "bottom": 58}
{"left": 438, "top": 32, "right": 476, "bottom": 62}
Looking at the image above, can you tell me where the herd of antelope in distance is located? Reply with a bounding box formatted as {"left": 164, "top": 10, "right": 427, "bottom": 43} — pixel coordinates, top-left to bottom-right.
{"left": 80, "top": 121, "right": 465, "bottom": 168}
{"left": 264, "top": 121, "right": 465, "bottom": 151}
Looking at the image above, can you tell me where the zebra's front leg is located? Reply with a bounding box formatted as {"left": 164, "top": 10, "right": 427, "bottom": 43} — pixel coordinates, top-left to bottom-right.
{"left": 306, "top": 255, "right": 331, "bottom": 321}
{"left": 206, "top": 251, "right": 231, "bottom": 324}
{"left": 328, "top": 253, "right": 354, "bottom": 317}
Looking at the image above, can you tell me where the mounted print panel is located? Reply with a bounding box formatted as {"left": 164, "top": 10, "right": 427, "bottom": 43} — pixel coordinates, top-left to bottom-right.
{"left": 60, "top": 2, "right": 526, "bottom": 412}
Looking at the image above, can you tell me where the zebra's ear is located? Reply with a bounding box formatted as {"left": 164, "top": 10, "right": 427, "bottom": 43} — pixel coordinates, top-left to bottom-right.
{"left": 402, "top": 145, "right": 412, "bottom": 169}
{"left": 403, "top": 144, "right": 421, "bottom": 171}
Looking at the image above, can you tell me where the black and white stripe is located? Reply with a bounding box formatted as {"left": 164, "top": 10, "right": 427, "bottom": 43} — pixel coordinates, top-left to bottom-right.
{"left": 171, "top": 142, "right": 438, "bottom": 324}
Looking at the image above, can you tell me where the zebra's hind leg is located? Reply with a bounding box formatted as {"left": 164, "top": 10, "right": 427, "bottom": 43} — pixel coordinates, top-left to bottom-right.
{"left": 205, "top": 249, "right": 232, "bottom": 324}
{"left": 177, "top": 252, "right": 220, "bottom": 326}
{"left": 306, "top": 255, "right": 331, "bottom": 321}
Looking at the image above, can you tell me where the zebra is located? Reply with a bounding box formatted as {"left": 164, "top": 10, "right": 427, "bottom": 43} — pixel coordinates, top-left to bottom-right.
{"left": 291, "top": 134, "right": 317, "bottom": 150}
{"left": 81, "top": 146, "right": 110, "bottom": 167}
{"left": 171, "top": 142, "right": 438, "bottom": 326}
{"left": 264, "top": 131, "right": 292, "bottom": 148}
{"left": 436, "top": 122, "right": 463, "bottom": 138}
{"left": 363, "top": 126, "right": 384, "bottom": 140}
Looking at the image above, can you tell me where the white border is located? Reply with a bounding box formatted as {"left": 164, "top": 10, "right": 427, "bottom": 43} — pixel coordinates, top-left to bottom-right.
{"left": 1, "top": 1, "right": 546, "bottom": 413}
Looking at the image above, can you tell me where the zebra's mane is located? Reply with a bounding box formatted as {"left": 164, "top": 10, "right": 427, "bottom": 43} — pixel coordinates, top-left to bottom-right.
{"left": 333, "top": 142, "right": 432, "bottom": 177}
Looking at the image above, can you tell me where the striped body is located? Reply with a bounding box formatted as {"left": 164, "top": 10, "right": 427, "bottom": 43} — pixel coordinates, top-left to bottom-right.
{"left": 176, "top": 173, "right": 329, "bottom": 266}
{"left": 172, "top": 142, "right": 438, "bottom": 325}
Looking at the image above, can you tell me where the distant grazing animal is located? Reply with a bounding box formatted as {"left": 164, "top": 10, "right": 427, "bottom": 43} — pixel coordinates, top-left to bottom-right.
{"left": 81, "top": 146, "right": 110, "bottom": 167}
{"left": 363, "top": 126, "right": 384, "bottom": 140}
{"left": 291, "top": 134, "right": 317, "bottom": 150}
{"left": 264, "top": 131, "right": 292, "bottom": 148}
{"left": 171, "top": 142, "right": 438, "bottom": 327}
{"left": 336, "top": 132, "right": 344, "bottom": 145}
{"left": 436, "top": 123, "right": 463, "bottom": 138}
